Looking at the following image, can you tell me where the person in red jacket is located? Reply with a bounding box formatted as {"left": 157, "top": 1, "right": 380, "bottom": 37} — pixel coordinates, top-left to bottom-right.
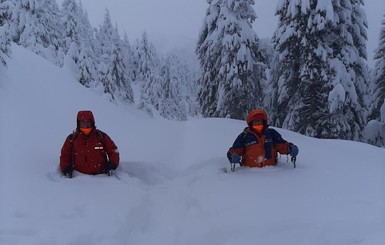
{"left": 60, "top": 110, "right": 119, "bottom": 178}
{"left": 227, "top": 109, "right": 298, "bottom": 168}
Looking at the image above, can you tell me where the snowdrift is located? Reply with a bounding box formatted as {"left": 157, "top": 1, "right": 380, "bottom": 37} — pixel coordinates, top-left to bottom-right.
{"left": 1, "top": 45, "right": 385, "bottom": 245}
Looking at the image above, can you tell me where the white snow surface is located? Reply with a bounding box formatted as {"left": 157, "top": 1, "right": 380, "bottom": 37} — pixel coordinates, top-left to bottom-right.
{"left": 1, "top": 45, "right": 385, "bottom": 244}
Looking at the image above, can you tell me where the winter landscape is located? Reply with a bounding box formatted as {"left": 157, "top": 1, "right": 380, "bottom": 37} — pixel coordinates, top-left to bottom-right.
{"left": 1, "top": 0, "right": 385, "bottom": 244}
{"left": 1, "top": 42, "right": 385, "bottom": 245}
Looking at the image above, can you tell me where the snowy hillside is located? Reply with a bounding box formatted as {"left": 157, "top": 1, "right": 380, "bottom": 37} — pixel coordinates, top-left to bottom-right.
{"left": 1, "top": 45, "right": 385, "bottom": 245}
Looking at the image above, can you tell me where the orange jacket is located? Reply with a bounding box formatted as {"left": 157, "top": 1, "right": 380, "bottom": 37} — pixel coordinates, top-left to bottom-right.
{"left": 227, "top": 127, "right": 290, "bottom": 167}
{"left": 227, "top": 109, "right": 291, "bottom": 167}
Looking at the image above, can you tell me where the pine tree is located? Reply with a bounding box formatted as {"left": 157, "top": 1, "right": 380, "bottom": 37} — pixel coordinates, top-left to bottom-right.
{"left": 134, "top": 32, "right": 162, "bottom": 116}
{"left": 271, "top": 0, "right": 333, "bottom": 137}
{"left": 363, "top": 14, "right": 385, "bottom": 146}
{"left": 196, "top": 0, "right": 267, "bottom": 119}
{"left": 122, "top": 32, "right": 135, "bottom": 86}
{"left": 326, "top": 0, "right": 368, "bottom": 140}
{"left": 0, "top": 0, "right": 13, "bottom": 67}
{"left": 12, "top": 0, "right": 64, "bottom": 66}
{"left": 368, "top": 14, "right": 385, "bottom": 122}
{"left": 95, "top": 9, "right": 133, "bottom": 103}
{"left": 271, "top": 0, "right": 368, "bottom": 140}
{"left": 61, "top": 0, "right": 97, "bottom": 87}
{"left": 77, "top": 7, "right": 98, "bottom": 87}
{"left": 110, "top": 24, "right": 134, "bottom": 103}
{"left": 61, "top": 0, "right": 82, "bottom": 59}
{"left": 158, "top": 55, "right": 188, "bottom": 120}
{"left": 170, "top": 52, "right": 201, "bottom": 118}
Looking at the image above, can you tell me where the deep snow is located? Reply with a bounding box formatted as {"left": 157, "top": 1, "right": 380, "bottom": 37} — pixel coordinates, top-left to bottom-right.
{"left": 1, "top": 45, "right": 385, "bottom": 245}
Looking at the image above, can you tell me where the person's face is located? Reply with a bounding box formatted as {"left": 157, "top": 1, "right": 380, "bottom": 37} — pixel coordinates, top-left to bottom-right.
{"left": 251, "top": 119, "right": 263, "bottom": 126}
{"left": 79, "top": 120, "right": 93, "bottom": 135}
{"left": 79, "top": 120, "right": 92, "bottom": 128}
{"left": 251, "top": 119, "right": 264, "bottom": 133}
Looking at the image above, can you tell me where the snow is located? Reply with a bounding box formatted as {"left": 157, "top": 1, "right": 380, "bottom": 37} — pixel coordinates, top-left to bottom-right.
{"left": 328, "top": 83, "right": 346, "bottom": 113}
{"left": 1, "top": 44, "right": 385, "bottom": 244}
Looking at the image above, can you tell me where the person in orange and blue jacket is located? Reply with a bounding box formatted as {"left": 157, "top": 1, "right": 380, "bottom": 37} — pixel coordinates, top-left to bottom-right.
{"left": 227, "top": 109, "right": 298, "bottom": 167}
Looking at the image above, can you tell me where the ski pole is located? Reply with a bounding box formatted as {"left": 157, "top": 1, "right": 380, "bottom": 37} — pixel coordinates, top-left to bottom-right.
{"left": 230, "top": 163, "right": 236, "bottom": 172}
{"left": 291, "top": 156, "right": 296, "bottom": 168}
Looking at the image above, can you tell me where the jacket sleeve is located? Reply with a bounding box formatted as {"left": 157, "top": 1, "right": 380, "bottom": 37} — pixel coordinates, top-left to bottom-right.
{"left": 59, "top": 135, "right": 72, "bottom": 172}
{"left": 227, "top": 132, "right": 246, "bottom": 161}
{"left": 103, "top": 133, "right": 120, "bottom": 169}
{"left": 269, "top": 128, "right": 290, "bottom": 155}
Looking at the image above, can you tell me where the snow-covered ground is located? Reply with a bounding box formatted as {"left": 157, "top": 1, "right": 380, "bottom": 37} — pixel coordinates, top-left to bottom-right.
{"left": 1, "top": 45, "right": 385, "bottom": 245}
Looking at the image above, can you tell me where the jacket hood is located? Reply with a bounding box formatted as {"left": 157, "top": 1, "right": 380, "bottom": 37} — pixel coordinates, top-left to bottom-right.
{"left": 246, "top": 109, "right": 268, "bottom": 126}
{"left": 77, "top": 110, "right": 95, "bottom": 128}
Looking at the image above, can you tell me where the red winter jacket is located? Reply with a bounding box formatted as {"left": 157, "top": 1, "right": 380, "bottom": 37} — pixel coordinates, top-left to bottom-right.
{"left": 60, "top": 111, "right": 119, "bottom": 175}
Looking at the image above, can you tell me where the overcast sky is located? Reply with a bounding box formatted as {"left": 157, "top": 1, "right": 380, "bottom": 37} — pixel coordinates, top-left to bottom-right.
{"left": 58, "top": 0, "right": 384, "bottom": 66}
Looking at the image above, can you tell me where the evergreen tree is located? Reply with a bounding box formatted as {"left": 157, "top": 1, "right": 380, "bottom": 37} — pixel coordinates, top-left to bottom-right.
{"left": 122, "top": 32, "right": 135, "bottom": 85}
{"left": 77, "top": 7, "right": 98, "bottom": 87}
{"left": 271, "top": 0, "right": 367, "bottom": 140}
{"left": 110, "top": 24, "right": 134, "bottom": 103}
{"left": 132, "top": 32, "right": 159, "bottom": 84}
{"left": 196, "top": 0, "right": 267, "bottom": 119}
{"left": 95, "top": 9, "right": 133, "bottom": 103}
{"left": 61, "top": 0, "right": 81, "bottom": 59}
{"left": 271, "top": 0, "right": 332, "bottom": 137}
{"left": 172, "top": 52, "right": 201, "bottom": 118}
{"left": 11, "top": 0, "right": 64, "bottom": 66}
{"left": 134, "top": 32, "right": 162, "bottom": 116}
{"left": 0, "top": 0, "right": 13, "bottom": 67}
{"left": 61, "top": 0, "right": 97, "bottom": 87}
{"left": 368, "top": 14, "right": 385, "bottom": 122}
{"left": 364, "top": 14, "right": 385, "bottom": 146}
{"left": 158, "top": 55, "right": 188, "bottom": 120}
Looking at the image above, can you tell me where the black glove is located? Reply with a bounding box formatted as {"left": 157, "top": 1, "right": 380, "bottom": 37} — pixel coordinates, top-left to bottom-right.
{"left": 230, "top": 154, "right": 241, "bottom": 164}
{"left": 105, "top": 161, "right": 116, "bottom": 176}
{"left": 63, "top": 166, "right": 73, "bottom": 178}
{"left": 288, "top": 144, "right": 299, "bottom": 157}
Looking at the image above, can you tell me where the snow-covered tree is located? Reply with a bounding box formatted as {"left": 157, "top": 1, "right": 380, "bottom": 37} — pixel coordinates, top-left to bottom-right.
{"left": 367, "top": 15, "right": 385, "bottom": 122}
{"left": 61, "top": 0, "right": 97, "bottom": 87}
{"left": 12, "top": 0, "right": 64, "bottom": 66}
{"left": 134, "top": 32, "right": 162, "bottom": 115}
{"left": 176, "top": 53, "right": 201, "bottom": 118}
{"left": 196, "top": 0, "right": 267, "bottom": 119}
{"left": 271, "top": 0, "right": 368, "bottom": 140}
{"left": 77, "top": 7, "right": 99, "bottom": 87}
{"left": 132, "top": 32, "right": 159, "bottom": 84}
{"left": 95, "top": 9, "right": 133, "bottom": 103}
{"left": 157, "top": 55, "right": 188, "bottom": 120}
{"left": 364, "top": 14, "right": 385, "bottom": 146}
{"left": 0, "top": 0, "right": 13, "bottom": 67}
{"left": 271, "top": 0, "right": 332, "bottom": 137}
{"left": 110, "top": 24, "right": 134, "bottom": 103}
{"left": 122, "top": 32, "right": 135, "bottom": 85}
{"left": 61, "top": 0, "right": 82, "bottom": 59}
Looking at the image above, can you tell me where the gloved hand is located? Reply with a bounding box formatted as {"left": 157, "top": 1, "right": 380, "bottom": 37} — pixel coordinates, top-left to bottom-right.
{"left": 230, "top": 154, "right": 241, "bottom": 164}
{"left": 63, "top": 166, "right": 73, "bottom": 178}
{"left": 288, "top": 144, "right": 299, "bottom": 157}
{"left": 64, "top": 172, "right": 73, "bottom": 178}
{"left": 105, "top": 161, "right": 116, "bottom": 176}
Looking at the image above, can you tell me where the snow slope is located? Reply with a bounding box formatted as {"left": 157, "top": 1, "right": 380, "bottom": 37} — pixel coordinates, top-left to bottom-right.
{"left": 1, "top": 45, "right": 385, "bottom": 245}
